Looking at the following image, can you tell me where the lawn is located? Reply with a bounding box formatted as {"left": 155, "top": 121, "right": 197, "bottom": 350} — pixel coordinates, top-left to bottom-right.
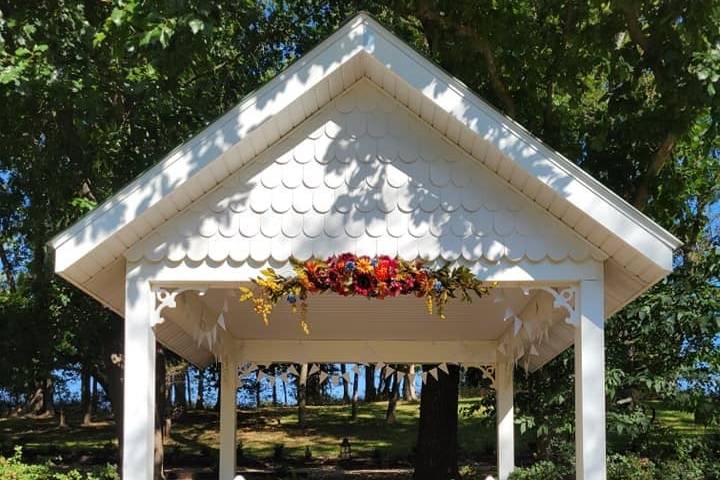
{"left": 1, "top": 397, "right": 714, "bottom": 478}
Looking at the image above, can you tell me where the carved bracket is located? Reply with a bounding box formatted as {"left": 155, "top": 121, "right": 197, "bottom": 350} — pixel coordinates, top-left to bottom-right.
{"left": 536, "top": 286, "right": 578, "bottom": 326}
{"left": 152, "top": 287, "right": 207, "bottom": 327}
{"left": 477, "top": 364, "right": 496, "bottom": 389}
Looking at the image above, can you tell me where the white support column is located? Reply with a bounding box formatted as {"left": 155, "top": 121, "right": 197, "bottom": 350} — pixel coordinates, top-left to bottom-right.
{"left": 219, "top": 359, "right": 238, "bottom": 480}
{"left": 575, "top": 278, "right": 606, "bottom": 480}
{"left": 496, "top": 357, "right": 514, "bottom": 480}
{"left": 123, "top": 266, "right": 155, "bottom": 480}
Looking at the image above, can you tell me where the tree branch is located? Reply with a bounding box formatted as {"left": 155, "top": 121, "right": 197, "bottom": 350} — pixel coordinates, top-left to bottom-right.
{"left": 0, "top": 241, "right": 16, "bottom": 292}
{"left": 632, "top": 131, "right": 678, "bottom": 210}
{"left": 414, "top": 6, "right": 517, "bottom": 118}
{"left": 619, "top": 3, "right": 678, "bottom": 209}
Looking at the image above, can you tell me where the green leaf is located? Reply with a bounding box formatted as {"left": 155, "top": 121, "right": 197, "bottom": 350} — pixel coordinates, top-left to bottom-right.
{"left": 188, "top": 19, "right": 204, "bottom": 34}
{"left": 110, "top": 8, "right": 125, "bottom": 26}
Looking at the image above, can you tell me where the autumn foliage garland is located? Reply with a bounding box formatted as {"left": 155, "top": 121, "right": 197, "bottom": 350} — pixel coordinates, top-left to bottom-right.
{"left": 239, "top": 253, "right": 492, "bottom": 334}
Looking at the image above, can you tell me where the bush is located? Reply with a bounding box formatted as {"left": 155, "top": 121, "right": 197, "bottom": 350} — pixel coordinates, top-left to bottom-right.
{"left": 607, "top": 453, "right": 656, "bottom": 480}
{"left": 508, "top": 460, "right": 570, "bottom": 480}
{"left": 0, "top": 446, "right": 118, "bottom": 480}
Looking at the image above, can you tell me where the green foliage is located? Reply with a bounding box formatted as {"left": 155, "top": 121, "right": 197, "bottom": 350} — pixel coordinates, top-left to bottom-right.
{"left": 607, "top": 454, "right": 656, "bottom": 480}
{"left": 508, "top": 460, "right": 569, "bottom": 480}
{"left": 0, "top": 446, "right": 118, "bottom": 480}
{"left": 0, "top": 1, "right": 717, "bottom": 473}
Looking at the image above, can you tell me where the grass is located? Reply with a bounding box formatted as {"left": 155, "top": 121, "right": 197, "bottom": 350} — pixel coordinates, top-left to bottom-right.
{"left": 1, "top": 397, "right": 715, "bottom": 475}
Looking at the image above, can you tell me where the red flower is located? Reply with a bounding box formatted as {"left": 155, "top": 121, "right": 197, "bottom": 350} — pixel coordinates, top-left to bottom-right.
{"left": 374, "top": 256, "right": 397, "bottom": 282}
{"left": 353, "top": 271, "right": 377, "bottom": 297}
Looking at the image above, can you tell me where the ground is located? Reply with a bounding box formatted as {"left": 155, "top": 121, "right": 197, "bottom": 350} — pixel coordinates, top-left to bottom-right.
{"left": 0, "top": 398, "right": 713, "bottom": 479}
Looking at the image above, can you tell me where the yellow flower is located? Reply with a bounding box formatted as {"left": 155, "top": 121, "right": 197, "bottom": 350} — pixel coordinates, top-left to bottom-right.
{"left": 356, "top": 257, "right": 373, "bottom": 274}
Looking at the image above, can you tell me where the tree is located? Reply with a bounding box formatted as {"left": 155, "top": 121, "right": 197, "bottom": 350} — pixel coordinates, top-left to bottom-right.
{"left": 365, "top": 364, "right": 377, "bottom": 402}
{"left": 298, "top": 363, "right": 308, "bottom": 428}
{"left": 414, "top": 364, "right": 461, "bottom": 480}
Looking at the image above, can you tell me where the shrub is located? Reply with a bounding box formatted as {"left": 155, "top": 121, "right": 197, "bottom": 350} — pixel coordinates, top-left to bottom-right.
{"left": 508, "top": 460, "right": 569, "bottom": 480}
{"left": 0, "top": 446, "right": 118, "bottom": 480}
{"left": 607, "top": 453, "right": 656, "bottom": 480}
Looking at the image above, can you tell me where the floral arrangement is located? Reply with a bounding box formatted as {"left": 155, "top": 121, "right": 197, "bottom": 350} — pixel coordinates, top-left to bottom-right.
{"left": 239, "top": 253, "right": 492, "bottom": 334}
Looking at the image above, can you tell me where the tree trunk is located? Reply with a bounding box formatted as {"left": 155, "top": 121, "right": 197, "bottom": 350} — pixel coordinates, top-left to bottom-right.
{"left": 91, "top": 376, "right": 99, "bottom": 416}
{"left": 351, "top": 366, "right": 360, "bottom": 420}
{"left": 175, "top": 369, "right": 187, "bottom": 408}
{"left": 340, "top": 364, "right": 350, "bottom": 404}
{"left": 298, "top": 363, "right": 308, "bottom": 428}
{"left": 42, "top": 376, "right": 55, "bottom": 416}
{"left": 255, "top": 375, "right": 261, "bottom": 408}
{"left": 377, "top": 366, "right": 387, "bottom": 396}
{"left": 196, "top": 368, "right": 205, "bottom": 409}
{"left": 81, "top": 368, "right": 92, "bottom": 425}
{"left": 272, "top": 365, "right": 278, "bottom": 406}
{"left": 365, "top": 364, "right": 376, "bottom": 402}
{"left": 154, "top": 347, "right": 167, "bottom": 479}
{"left": 186, "top": 370, "right": 192, "bottom": 408}
{"left": 403, "top": 365, "right": 417, "bottom": 401}
{"left": 413, "top": 364, "right": 460, "bottom": 480}
{"left": 386, "top": 372, "right": 400, "bottom": 423}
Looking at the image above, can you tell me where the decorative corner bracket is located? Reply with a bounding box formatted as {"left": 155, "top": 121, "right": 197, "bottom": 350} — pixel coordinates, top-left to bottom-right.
{"left": 468, "top": 364, "right": 496, "bottom": 389}
{"left": 152, "top": 287, "right": 207, "bottom": 327}
{"left": 537, "top": 286, "right": 578, "bottom": 326}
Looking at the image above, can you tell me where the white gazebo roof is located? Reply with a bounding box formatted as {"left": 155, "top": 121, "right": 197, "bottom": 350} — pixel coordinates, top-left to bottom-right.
{"left": 50, "top": 13, "right": 679, "bottom": 369}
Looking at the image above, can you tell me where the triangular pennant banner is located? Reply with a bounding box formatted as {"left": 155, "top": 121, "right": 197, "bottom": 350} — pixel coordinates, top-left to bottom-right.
{"left": 319, "top": 371, "right": 328, "bottom": 384}
{"left": 421, "top": 372, "right": 428, "bottom": 384}
{"left": 438, "top": 363, "right": 449, "bottom": 374}
{"left": 287, "top": 365, "right": 299, "bottom": 377}
{"left": 342, "top": 373, "right": 350, "bottom": 383}
{"left": 429, "top": 368, "right": 439, "bottom": 381}
{"left": 397, "top": 371, "right": 405, "bottom": 380}
{"left": 385, "top": 367, "right": 395, "bottom": 378}
{"left": 513, "top": 316, "right": 523, "bottom": 336}
{"left": 309, "top": 364, "right": 320, "bottom": 376}
{"left": 375, "top": 362, "right": 385, "bottom": 370}
{"left": 217, "top": 311, "right": 226, "bottom": 330}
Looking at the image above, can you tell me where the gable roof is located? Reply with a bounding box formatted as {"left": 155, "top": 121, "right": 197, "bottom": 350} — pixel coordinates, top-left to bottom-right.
{"left": 49, "top": 12, "right": 680, "bottom": 317}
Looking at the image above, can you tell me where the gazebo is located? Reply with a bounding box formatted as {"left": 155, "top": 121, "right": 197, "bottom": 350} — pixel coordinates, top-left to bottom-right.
{"left": 49, "top": 13, "right": 680, "bottom": 480}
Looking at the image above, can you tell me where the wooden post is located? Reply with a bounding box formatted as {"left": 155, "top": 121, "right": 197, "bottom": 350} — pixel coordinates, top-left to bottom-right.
{"left": 575, "top": 279, "right": 606, "bottom": 480}
{"left": 123, "top": 267, "right": 155, "bottom": 480}
{"left": 219, "top": 359, "right": 238, "bottom": 480}
{"left": 496, "top": 357, "right": 514, "bottom": 480}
